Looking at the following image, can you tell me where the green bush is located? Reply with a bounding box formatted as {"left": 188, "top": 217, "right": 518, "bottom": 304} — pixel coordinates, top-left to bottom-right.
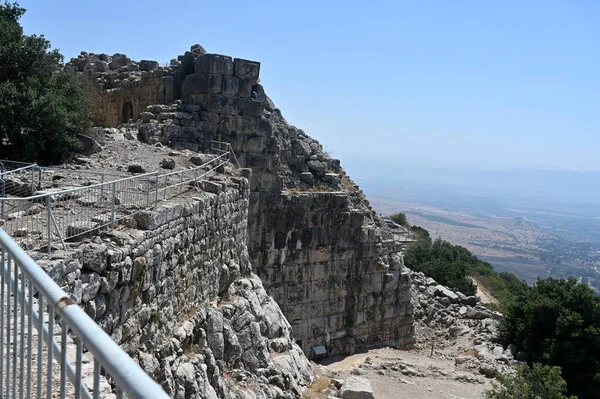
{"left": 0, "top": 2, "right": 91, "bottom": 163}
{"left": 498, "top": 277, "right": 600, "bottom": 398}
{"left": 389, "top": 212, "right": 409, "bottom": 227}
{"left": 485, "top": 363, "right": 576, "bottom": 399}
{"left": 403, "top": 229, "right": 526, "bottom": 302}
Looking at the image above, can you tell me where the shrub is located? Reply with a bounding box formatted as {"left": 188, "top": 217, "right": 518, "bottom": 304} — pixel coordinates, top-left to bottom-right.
{"left": 389, "top": 212, "right": 409, "bottom": 227}
{"left": 498, "top": 277, "right": 600, "bottom": 398}
{"left": 485, "top": 363, "right": 576, "bottom": 399}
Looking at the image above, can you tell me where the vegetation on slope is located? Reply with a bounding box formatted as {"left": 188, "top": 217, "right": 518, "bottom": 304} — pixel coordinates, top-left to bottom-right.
{"left": 401, "top": 220, "right": 527, "bottom": 301}
{"left": 400, "top": 216, "right": 600, "bottom": 397}
{"left": 497, "top": 277, "right": 600, "bottom": 399}
{"left": 485, "top": 363, "right": 576, "bottom": 399}
{"left": 0, "top": 1, "right": 91, "bottom": 162}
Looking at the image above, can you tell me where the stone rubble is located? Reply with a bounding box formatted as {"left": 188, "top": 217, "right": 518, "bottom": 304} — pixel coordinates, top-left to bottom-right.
{"left": 410, "top": 271, "right": 524, "bottom": 380}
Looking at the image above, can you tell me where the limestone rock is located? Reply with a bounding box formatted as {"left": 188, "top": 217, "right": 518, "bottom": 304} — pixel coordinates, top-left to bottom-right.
{"left": 339, "top": 377, "right": 374, "bottom": 399}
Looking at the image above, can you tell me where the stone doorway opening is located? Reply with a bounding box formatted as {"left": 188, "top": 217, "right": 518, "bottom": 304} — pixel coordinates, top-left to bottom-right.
{"left": 121, "top": 100, "right": 133, "bottom": 123}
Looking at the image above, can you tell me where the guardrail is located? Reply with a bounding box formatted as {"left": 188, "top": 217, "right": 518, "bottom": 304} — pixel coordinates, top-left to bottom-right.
{"left": 0, "top": 228, "right": 170, "bottom": 398}
{"left": 0, "top": 141, "right": 235, "bottom": 253}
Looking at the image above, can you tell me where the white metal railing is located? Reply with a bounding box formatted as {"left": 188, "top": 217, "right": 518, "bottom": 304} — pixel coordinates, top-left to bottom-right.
{"left": 0, "top": 228, "right": 170, "bottom": 398}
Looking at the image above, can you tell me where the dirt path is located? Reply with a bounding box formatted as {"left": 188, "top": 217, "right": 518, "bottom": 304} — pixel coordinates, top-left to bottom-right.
{"left": 470, "top": 276, "right": 498, "bottom": 304}
{"left": 317, "top": 344, "right": 493, "bottom": 399}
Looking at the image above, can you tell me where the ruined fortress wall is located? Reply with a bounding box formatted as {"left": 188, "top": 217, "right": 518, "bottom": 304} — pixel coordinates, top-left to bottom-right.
{"left": 39, "top": 175, "right": 312, "bottom": 397}
{"left": 71, "top": 47, "right": 415, "bottom": 359}
{"left": 255, "top": 192, "right": 414, "bottom": 356}
{"left": 78, "top": 70, "right": 175, "bottom": 127}
{"left": 40, "top": 180, "right": 251, "bottom": 354}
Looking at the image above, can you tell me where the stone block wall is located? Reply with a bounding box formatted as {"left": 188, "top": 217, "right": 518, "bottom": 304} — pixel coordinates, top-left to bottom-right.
{"left": 72, "top": 45, "right": 416, "bottom": 360}
{"left": 38, "top": 173, "right": 313, "bottom": 397}
{"left": 253, "top": 192, "right": 414, "bottom": 356}
{"left": 40, "top": 178, "right": 251, "bottom": 353}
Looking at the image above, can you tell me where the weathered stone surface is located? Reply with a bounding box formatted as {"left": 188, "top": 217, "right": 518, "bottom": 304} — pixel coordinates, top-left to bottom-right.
{"left": 139, "top": 60, "right": 159, "bottom": 71}
{"left": 233, "top": 58, "right": 260, "bottom": 85}
{"left": 435, "top": 285, "right": 459, "bottom": 303}
{"left": 339, "top": 377, "right": 374, "bottom": 399}
{"left": 195, "top": 54, "right": 233, "bottom": 76}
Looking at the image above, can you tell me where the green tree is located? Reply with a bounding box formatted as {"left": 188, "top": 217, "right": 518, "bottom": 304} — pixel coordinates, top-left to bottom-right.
{"left": 0, "top": 2, "right": 91, "bottom": 162}
{"left": 485, "top": 363, "right": 576, "bottom": 399}
{"left": 389, "top": 212, "right": 409, "bottom": 227}
{"left": 498, "top": 277, "right": 600, "bottom": 398}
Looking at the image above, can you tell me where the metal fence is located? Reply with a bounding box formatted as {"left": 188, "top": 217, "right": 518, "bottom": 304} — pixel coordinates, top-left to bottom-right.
{"left": 0, "top": 141, "right": 235, "bottom": 253}
{"left": 0, "top": 228, "right": 170, "bottom": 398}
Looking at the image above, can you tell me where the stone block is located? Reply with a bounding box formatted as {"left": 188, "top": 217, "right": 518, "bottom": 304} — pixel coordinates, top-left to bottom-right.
{"left": 221, "top": 75, "right": 239, "bottom": 96}
{"left": 244, "top": 136, "right": 266, "bottom": 152}
{"left": 233, "top": 58, "right": 260, "bottom": 84}
{"left": 195, "top": 53, "right": 233, "bottom": 75}
{"left": 184, "top": 73, "right": 222, "bottom": 96}
{"left": 235, "top": 98, "right": 264, "bottom": 117}
{"left": 139, "top": 60, "right": 159, "bottom": 71}
{"left": 238, "top": 79, "right": 253, "bottom": 97}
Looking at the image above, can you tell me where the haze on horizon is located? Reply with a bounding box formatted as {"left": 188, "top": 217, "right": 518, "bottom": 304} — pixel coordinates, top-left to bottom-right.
{"left": 19, "top": 0, "right": 600, "bottom": 171}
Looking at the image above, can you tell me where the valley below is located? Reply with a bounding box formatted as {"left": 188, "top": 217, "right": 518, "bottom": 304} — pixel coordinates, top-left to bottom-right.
{"left": 369, "top": 197, "right": 600, "bottom": 291}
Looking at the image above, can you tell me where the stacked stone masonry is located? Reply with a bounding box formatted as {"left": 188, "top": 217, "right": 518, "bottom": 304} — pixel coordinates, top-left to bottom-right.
{"left": 38, "top": 174, "right": 311, "bottom": 398}
{"left": 67, "top": 45, "right": 415, "bottom": 362}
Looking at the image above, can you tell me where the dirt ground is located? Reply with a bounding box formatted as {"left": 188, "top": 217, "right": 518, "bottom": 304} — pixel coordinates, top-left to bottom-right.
{"left": 470, "top": 277, "right": 498, "bottom": 305}
{"left": 316, "top": 338, "right": 495, "bottom": 399}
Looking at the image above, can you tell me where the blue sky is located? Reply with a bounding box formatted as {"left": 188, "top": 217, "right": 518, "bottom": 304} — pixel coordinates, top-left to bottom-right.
{"left": 19, "top": 0, "right": 600, "bottom": 170}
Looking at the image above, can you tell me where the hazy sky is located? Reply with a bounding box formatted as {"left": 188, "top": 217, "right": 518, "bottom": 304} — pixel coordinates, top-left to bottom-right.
{"left": 19, "top": 1, "right": 600, "bottom": 170}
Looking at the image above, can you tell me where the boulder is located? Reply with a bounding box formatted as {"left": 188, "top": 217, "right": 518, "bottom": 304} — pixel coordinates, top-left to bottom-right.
{"left": 160, "top": 157, "right": 176, "bottom": 169}
{"left": 339, "top": 377, "right": 374, "bottom": 399}
{"left": 435, "top": 285, "right": 459, "bottom": 303}
{"left": 479, "top": 363, "right": 497, "bottom": 378}
{"left": 128, "top": 164, "right": 146, "bottom": 174}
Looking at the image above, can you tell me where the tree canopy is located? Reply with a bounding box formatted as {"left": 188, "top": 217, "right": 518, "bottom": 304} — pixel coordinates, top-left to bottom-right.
{"left": 498, "top": 277, "right": 600, "bottom": 398}
{"left": 0, "top": 1, "right": 91, "bottom": 162}
{"left": 389, "top": 212, "right": 409, "bottom": 227}
{"left": 485, "top": 363, "right": 576, "bottom": 399}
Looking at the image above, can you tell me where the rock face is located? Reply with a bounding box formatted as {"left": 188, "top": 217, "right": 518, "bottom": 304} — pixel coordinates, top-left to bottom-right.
{"left": 68, "top": 44, "right": 416, "bottom": 359}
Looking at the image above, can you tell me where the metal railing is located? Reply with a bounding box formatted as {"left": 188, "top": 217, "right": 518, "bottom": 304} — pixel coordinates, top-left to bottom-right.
{"left": 0, "top": 141, "right": 236, "bottom": 253}
{"left": 0, "top": 227, "right": 170, "bottom": 398}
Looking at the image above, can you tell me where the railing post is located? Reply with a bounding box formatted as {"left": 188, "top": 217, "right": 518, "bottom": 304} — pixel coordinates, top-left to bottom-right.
{"left": 100, "top": 174, "right": 105, "bottom": 200}
{"left": 146, "top": 177, "right": 150, "bottom": 207}
{"left": 154, "top": 174, "right": 159, "bottom": 207}
{"left": 46, "top": 195, "right": 52, "bottom": 254}
{"left": 1, "top": 178, "right": 5, "bottom": 220}
{"left": 37, "top": 167, "right": 42, "bottom": 190}
{"left": 110, "top": 182, "right": 116, "bottom": 228}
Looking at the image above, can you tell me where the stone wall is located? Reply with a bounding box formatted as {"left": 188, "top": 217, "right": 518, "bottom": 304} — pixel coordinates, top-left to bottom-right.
{"left": 38, "top": 172, "right": 312, "bottom": 398}
{"left": 255, "top": 191, "right": 414, "bottom": 355}
{"left": 71, "top": 45, "right": 416, "bottom": 359}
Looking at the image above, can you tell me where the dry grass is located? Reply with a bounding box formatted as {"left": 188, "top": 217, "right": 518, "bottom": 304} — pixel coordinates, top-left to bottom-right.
{"left": 303, "top": 376, "right": 332, "bottom": 399}
{"left": 340, "top": 173, "right": 359, "bottom": 192}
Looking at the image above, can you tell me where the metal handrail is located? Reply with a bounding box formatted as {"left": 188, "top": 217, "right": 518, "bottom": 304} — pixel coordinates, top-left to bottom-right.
{"left": 0, "top": 163, "right": 39, "bottom": 177}
{"left": 0, "top": 172, "right": 159, "bottom": 202}
{"left": 0, "top": 141, "right": 238, "bottom": 253}
{"left": 0, "top": 228, "right": 170, "bottom": 398}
